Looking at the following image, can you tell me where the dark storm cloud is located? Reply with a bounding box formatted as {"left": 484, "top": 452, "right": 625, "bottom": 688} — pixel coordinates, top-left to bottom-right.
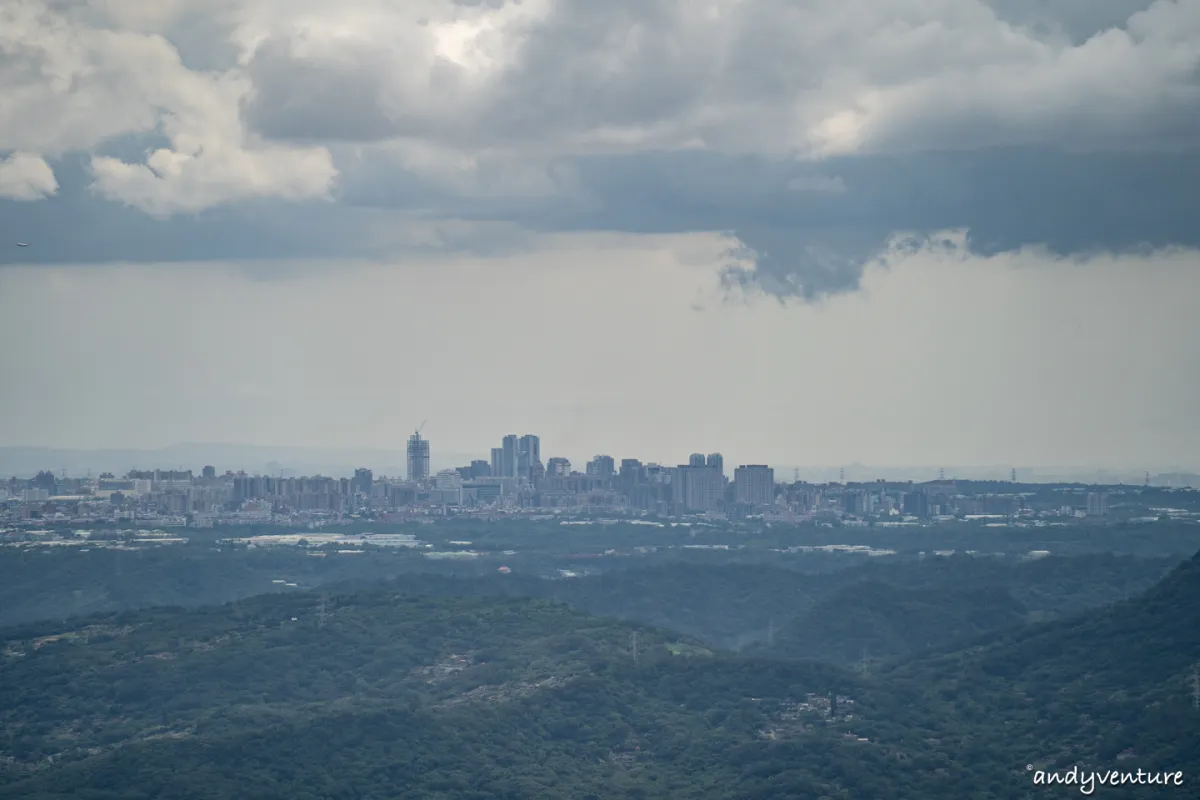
{"left": 8, "top": 145, "right": 1197, "bottom": 300}
{"left": 333, "top": 145, "right": 1200, "bottom": 297}
{"left": 240, "top": 39, "right": 402, "bottom": 143}
{"left": 984, "top": 0, "right": 1157, "bottom": 43}
{"left": 562, "top": 148, "right": 1200, "bottom": 297}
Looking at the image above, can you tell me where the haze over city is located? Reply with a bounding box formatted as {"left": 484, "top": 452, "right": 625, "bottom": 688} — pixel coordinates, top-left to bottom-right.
{"left": 1, "top": 0, "right": 1198, "bottom": 477}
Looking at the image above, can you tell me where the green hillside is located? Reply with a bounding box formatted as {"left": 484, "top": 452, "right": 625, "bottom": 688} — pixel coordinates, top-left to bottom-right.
{"left": 1, "top": 592, "right": 893, "bottom": 799}
{"left": 880, "top": 551, "right": 1200, "bottom": 796}
{"left": 0, "top": 546, "right": 1177, "bottom": 656}
{"left": 763, "top": 580, "right": 1029, "bottom": 664}
{"left": 3, "top": 553, "right": 1199, "bottom": 799}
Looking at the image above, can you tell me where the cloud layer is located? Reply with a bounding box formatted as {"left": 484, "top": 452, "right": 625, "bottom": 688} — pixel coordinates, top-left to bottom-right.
{"left": 0, "top": 152, "right": 56, "bottom": 200}
{"left": 2, "top": 0, "right": 1197, "bottom": 296}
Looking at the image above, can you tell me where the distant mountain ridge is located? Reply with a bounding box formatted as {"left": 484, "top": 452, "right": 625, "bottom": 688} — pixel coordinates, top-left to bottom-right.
{"left": 763, "top": 580, "right": 1030, "bottom": 665}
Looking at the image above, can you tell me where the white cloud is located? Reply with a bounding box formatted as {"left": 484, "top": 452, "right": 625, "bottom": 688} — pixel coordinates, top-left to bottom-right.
{"left": 0, "top": 0, "right": 334, "bottom": 215}
{"left": 0, "top": 152, "right": 57, "bottom": 200}
{"left": 234, "top": 0, "right": 1198, "bottom": 159}
{"left": 1, "top": 0, "right": 1194, "bottom": 216}
{"left": 87, "top": 66, "right": 337, "bottom": 217}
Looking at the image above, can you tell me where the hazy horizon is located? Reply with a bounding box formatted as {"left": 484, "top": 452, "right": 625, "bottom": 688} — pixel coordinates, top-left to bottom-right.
{"left": 2, "top": 443, "right": 1195, "bottom": 486}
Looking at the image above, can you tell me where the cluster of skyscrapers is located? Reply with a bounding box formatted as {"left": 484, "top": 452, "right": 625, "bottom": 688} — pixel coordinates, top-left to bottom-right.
{"left": 489, "top": 434, "right": 543, "bottom": 482}
{"left": 394, "top": 428, "right": 782, "bottom": 514}
{"left": 4, "top": 462, "right": 1126, "bottom": 527}
{"left": 7, "top": 428, "right": 1129, "bottom": 527}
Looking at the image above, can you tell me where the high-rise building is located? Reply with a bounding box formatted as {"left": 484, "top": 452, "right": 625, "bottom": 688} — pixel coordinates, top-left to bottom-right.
{"left": 518, "top": 434, "right": 541, "bottom": 481}
{"left": 674, "top": 463, "right": 723, "bottom": 512}
{"left": 587, "top": 455, "right": 615, "bottom": 479}
{"left": 904, "top": 491, "right": 930, "bottom": 518}
{"left": 470, "top": 460, "right": 491, "bottom": 478}
{"left": 707, "top": 453, "right": 724, "bottom": 476}
{"left": 501, "top": 435, "right": 519, "bottom": 478}
{"left": 619, "top": 458, "right": 644, "bottom": 491}
{"left": 350, "top": 465, "right": 372, "bottom": 503}
{"left": 201, "top": 465, "right": 216, "bottom": 480}
{"left": 1086, "top": 492, "right": 1109, "bottom": 516}
{"left": 547, "top": 457, "right": 571, "bottom": 476}
{"left": 734, "top": 465, "right": 774, "bottom": 506}
{"left": 407, "top": 430, "right": 431, "bottom": 482}
{"left": 491, "top": 448, "right": 505, "bottom": 478}
{"left": 689, "top": 453, "right": 707, "bottom": 468}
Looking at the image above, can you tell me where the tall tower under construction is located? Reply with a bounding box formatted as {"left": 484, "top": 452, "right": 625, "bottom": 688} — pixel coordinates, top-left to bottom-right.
{"left": 407, "top": 427, "right": 431, "bottom": 482}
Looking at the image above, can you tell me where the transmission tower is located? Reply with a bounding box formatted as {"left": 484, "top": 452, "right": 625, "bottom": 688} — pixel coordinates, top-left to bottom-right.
{"left": 1010, "top": 468, "right": 1016, "bottom": 483}
{"left": 318, "top": 595, "right": 328, "bottom": 629}
{"left": 857, "top": 647, "right": 874, "bottom": 678}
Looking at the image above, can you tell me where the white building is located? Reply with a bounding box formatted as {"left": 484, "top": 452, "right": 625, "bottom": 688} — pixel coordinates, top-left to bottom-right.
{"left": 432, "top": 469, "right": 463, "bottom": 505}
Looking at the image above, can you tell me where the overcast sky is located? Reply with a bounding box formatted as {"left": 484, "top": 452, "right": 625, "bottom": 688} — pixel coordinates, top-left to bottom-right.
{"left": 2, "top": 0, "right": 1198, "bottom": 471}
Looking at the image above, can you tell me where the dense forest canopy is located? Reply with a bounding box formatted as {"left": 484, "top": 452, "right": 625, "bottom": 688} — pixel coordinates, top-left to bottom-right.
{"left": 1, "top": 551, "right": 1198, "bottom": 798}
{"left": 1, "top": 522, "right": 1197, "bottom": 798}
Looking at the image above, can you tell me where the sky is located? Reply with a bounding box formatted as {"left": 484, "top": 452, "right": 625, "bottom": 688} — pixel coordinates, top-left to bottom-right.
{"left": 1, "top": 0, "right": 1199, "bottom": 473}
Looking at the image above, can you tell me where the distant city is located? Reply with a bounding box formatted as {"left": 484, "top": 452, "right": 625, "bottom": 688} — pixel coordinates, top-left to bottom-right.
{"left": 4, "top": 429, "right": 1200, "bottom": 530}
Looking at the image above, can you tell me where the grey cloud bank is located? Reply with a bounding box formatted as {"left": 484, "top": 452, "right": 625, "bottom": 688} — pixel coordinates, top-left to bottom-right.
{"left": 1, "top": 0, "right": 1198, "bottom": 297}
{"left": 5, "top": 146, "right": 1198, "bottom": 299}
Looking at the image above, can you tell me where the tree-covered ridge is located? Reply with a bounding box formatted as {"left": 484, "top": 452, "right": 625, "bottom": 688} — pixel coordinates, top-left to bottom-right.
{"left": 1, "top": 542, "right": 1175, "bottom": 655}
{"left": 874, "top": 551, "right": 1200, "bottom": 798}
{"left": 762, "top": 580, "right": 1029, "bottom": 665}
{"left": 0, "top": 592, "right": 911, "bottom": 799}
{"left": 3, "top": 551, "right": 1200, "bottom": 798}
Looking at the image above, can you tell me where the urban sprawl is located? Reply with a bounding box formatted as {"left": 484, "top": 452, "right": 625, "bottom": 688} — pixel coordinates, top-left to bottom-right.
{"left": 3, "top": 431, "right": 1188, "bottom": 531}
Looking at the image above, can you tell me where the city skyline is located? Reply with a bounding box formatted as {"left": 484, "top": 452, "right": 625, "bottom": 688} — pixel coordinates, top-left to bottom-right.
{"left": 1, "top": 443, "right": 1197, "bottom": 489}
{"left": 3, "top": 454, "right": 1138, "bottom": 522}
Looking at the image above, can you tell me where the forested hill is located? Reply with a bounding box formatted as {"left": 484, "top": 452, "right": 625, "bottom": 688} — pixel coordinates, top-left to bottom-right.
{"left": 1, "top": 544, "right": 1176, "bottom": 653}
{"left": 877, "top": 550, "right": 1200, "bottom": 797}
{"left": 761, "top": 580, "right": 1029, "bottom": 665}
{"left": 2, "top": 552, "right": 1200, "bottom": 798}
{"left": 0, "top": 592, "right": 883, "bottom": 799}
